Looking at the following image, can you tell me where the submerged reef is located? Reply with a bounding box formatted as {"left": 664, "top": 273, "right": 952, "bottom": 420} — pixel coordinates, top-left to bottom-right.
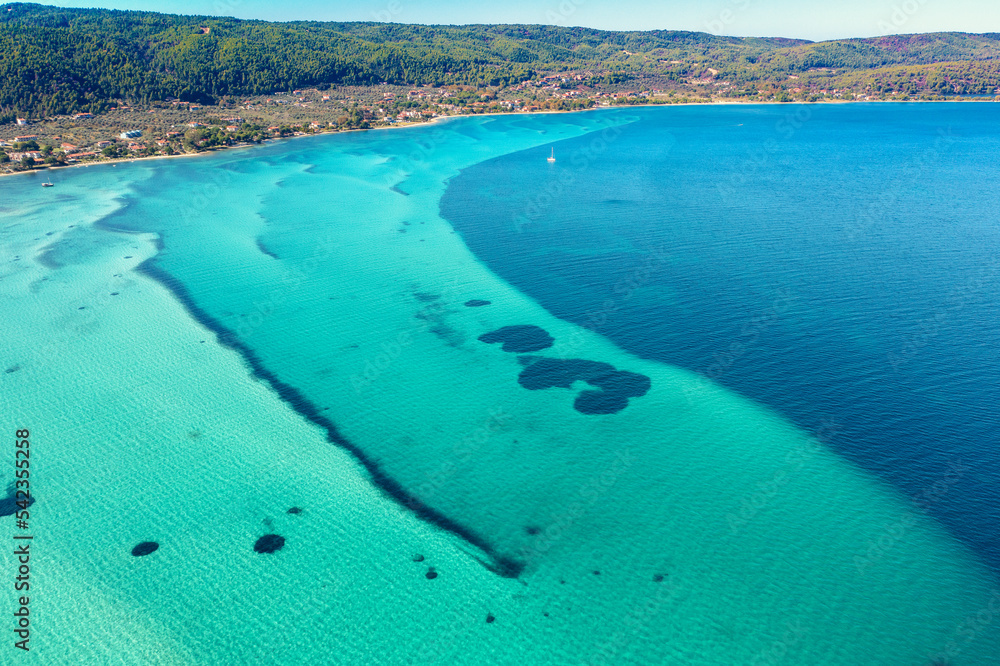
{"left": 518, "top": 357, "right": 651, "bottom": 415}
{"left": 478, "top": 325, "right": 554, "bottom": 353}
{"left": 478, "top": 323, "right": 650, "bottom": 414}
{"left": 254, "top": 534, "right": 286, "bottom": 554}
{"left": 255, "top": 238, "right": 280, "bottom": 260}
{"left": 0, "top": 483, "right": 34, "bottom": 517}
{"left": 131, "top": 541, "right": 159, "bottom": 557}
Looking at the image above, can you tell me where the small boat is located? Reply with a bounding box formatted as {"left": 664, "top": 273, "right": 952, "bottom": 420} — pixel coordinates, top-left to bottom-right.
{"left": 547, "top": 148, "right": 556, "bottom": 163}
{"left": 42, "top": 179, "right": 54, "bottom": 188}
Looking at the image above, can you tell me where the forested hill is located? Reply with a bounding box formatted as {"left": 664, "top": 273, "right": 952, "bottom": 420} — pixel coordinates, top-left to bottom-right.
{"left": 4, "top": 1, "right": 1000, "bottom": 120}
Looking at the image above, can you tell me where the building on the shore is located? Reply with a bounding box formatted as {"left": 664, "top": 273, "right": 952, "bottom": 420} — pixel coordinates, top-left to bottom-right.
{"left": 74, "top": 113, "right": 94, "bottom": 119}
{"left": 16, "top": 118, "right": 27, "bottom": 126}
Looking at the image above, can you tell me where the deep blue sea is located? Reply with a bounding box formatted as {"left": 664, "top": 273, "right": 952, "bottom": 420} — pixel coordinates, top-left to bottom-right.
{"left": 441, "top": 103, "right": 1000, "bottom": 572}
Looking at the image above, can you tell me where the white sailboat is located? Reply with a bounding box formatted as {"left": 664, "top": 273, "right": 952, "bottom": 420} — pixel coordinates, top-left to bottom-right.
{"left": 547, "top": 147, "right": 556, "bottom": 163}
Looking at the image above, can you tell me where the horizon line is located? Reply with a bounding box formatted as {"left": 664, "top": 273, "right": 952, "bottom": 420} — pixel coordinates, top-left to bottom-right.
{"left": 4, "top": 3, "right": 1000, "bottom": 45}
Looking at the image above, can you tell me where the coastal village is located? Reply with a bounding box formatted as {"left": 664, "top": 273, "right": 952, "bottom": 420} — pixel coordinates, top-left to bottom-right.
{"left": 0, "top": 73, "right": 883, "bottom": 175}
{"left": 0, "top": 79, "right": 652, "bottom": 174}
{"left": 1, "top": 73, "right": 991, "bottom": 175}
{"left": 0, "top": 75, "right": 616, "bottom": 173}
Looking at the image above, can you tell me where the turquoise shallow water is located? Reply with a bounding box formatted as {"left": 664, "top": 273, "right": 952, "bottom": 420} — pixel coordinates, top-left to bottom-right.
{"left": 1, "top": 108, "right": 999, "bottom": 664}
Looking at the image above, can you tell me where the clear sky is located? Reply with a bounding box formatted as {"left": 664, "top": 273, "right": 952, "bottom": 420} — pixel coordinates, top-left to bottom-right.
{"left": 27, "top": 0, "right": 1000, "bottom": 42}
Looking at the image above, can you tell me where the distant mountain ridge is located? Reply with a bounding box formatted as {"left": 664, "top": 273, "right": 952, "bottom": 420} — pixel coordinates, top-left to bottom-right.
{"left": 3, "top": 2, "right": 1000, "bottom": 119}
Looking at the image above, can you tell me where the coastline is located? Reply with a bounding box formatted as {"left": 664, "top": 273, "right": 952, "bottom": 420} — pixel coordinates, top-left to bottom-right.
{"left": 0, "top": 116, "right": 455, "bottom": 180}
{"left": 5, "top": 98, "right": 995, "bottom": 181}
